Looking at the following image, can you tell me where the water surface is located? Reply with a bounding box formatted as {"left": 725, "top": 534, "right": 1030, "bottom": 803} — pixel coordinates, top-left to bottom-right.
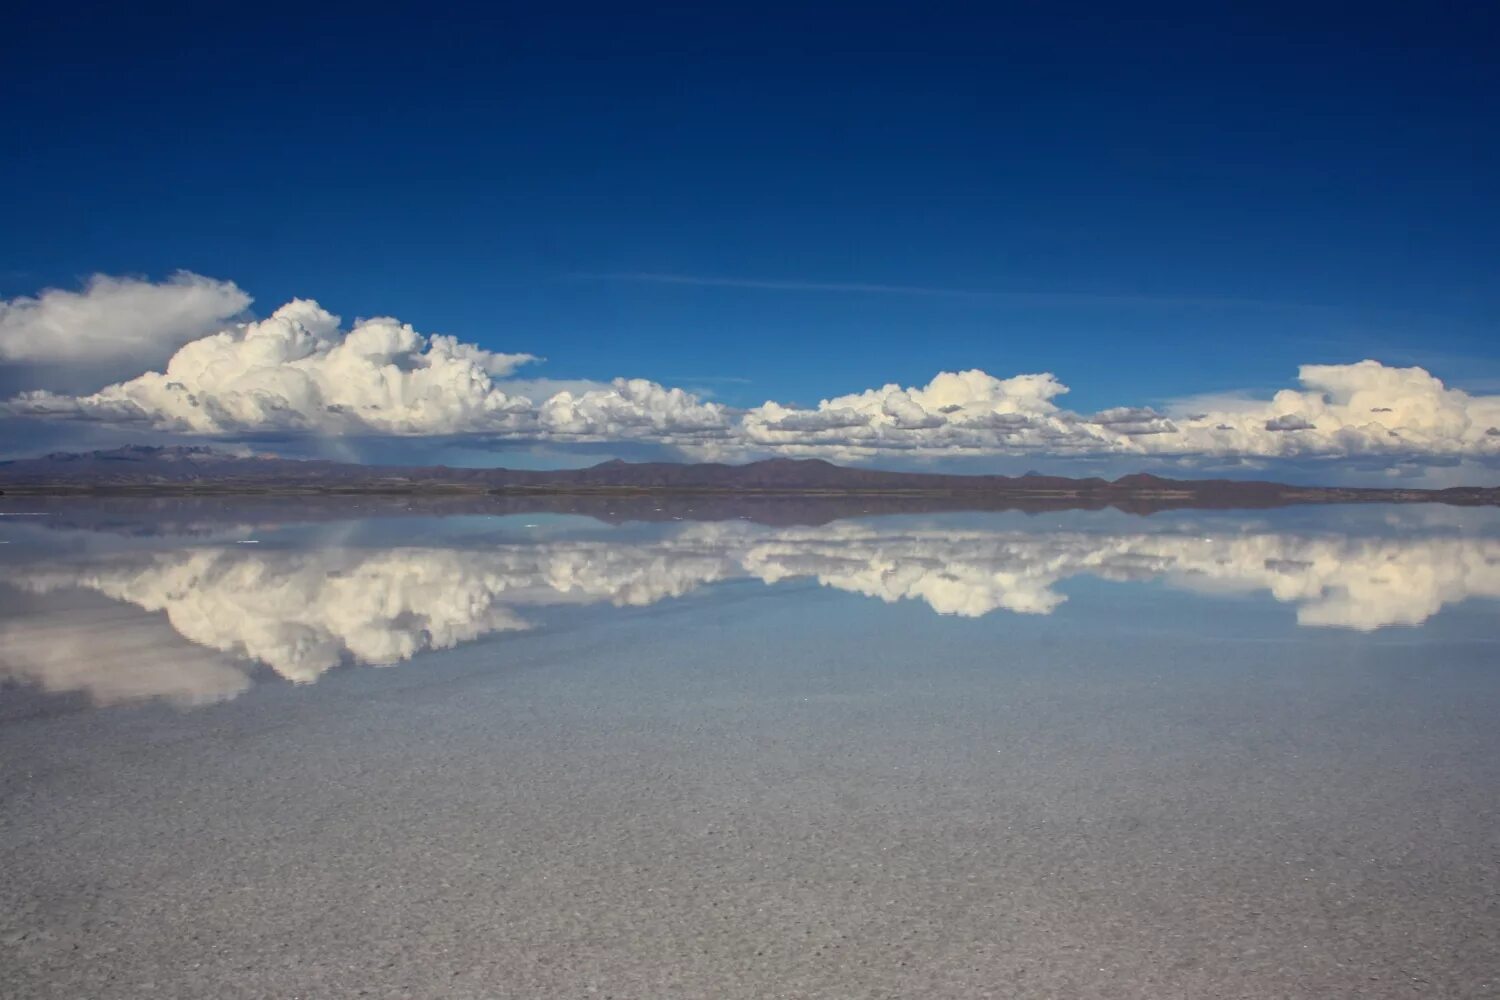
{"left": 2, "top": 500, "right": 1497, "bottom": 997}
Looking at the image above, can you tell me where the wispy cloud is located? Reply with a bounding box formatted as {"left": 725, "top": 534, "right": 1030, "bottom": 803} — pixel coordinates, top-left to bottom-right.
{"left": 653, "top": 375, "right": 753, "bottom": 385}
{"left": 581, "top": 271, "right": 1311, "bottom": 311}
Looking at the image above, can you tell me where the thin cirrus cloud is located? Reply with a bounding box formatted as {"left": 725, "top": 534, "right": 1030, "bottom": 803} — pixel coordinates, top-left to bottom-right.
{"left": 4, "top": 272, "right": 1500, "bottom": 464}
{"left": 584, "top": 271, "right": 1300, "bottom": 310}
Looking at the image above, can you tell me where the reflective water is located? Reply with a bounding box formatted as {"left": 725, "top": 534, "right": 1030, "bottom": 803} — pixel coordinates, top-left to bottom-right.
{"left": 5, "top": 500, "right": 1499, "bottom": 710}
{"left": 2, "top": 499, "right": 1498, "bottom": 997}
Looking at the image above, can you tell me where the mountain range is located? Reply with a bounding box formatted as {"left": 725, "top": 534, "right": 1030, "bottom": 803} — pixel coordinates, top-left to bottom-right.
{"left": 1, "top": 445, "right": 1498, "bottom": 509}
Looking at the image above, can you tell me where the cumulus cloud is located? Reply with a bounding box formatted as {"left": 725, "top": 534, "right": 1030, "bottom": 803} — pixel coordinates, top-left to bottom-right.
{"left": 12, "top": 300, "right": 544, "bottom": 435}
{"left": 0, "top": 604, "right": 252, "bottom": 707}
{"left": 0, "top": 273, "right": 251, "bottom": 386}
{"left": 2, "top": 536, "right": 744, "bottom": 697}
{"left": 1265, "top": 413, "right": 1317, "bottom": 431}
{"left": 722, "top": 522, "right": 1500, "bottom": 627}
{"left": 739, "top": 362, "right": 1500, "bottom": 463}
{"left": 12, "top": 547, "right": 537, "bottom": 685}
{"left": 7, "top": 293, "right": 731, "bottom": 441}
{"left": 7, "top": 520, "right": 1498, "bottom": 705}
{"left": 5, "top": 274, "right": 1500, "bottom": 465}
{"left": 538, "top": 378, "right": 730, "bottom": 440}
{"left": 744, "top": 370, "right": 1072, "bottom": 451}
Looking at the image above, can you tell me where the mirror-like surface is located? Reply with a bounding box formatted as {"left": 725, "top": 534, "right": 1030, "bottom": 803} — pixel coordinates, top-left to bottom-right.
{"left": 2, "top": 500, "right": 1497, "bottom": 998}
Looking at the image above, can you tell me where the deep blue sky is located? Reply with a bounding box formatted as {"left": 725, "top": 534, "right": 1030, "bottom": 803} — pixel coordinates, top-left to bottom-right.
{"left": 4, "top": 3, "right": 1497, "bottom": 415}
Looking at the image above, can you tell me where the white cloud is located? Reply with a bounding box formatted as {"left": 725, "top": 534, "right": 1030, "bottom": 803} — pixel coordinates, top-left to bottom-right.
{"left": 8, "top": 520, "right": 1498, "bottom": 705}
{"left": 13, "top": 547, "right": 536, "bottom": 685}
{"left": 3, "top": 537, "right": 743, "bottom": 694}
{"left": 0, "top": 272, "right": 250, "bottom": 376}
{"left": 739, "top": 362, "right": 1500, "bottom": 463}
{"left": 7, "top": 292, "right": 732, "bottom": 440}
{"left": 5, "top": 275, "right": 1500, "bottom": 465}
{"left": 538, "top": 378, "right": 730, "bottom": 440}
{"left": 0, "top": 604, "right": 252, "bottom": 707}
{"left": 717, "top": 521, "right": 1500, "bottom": 627}
{"left": 740, "top": 369, "right": 1091, "bottom": 457}
{"left": 12, "top": 299, "right": 547, "bottom": 435}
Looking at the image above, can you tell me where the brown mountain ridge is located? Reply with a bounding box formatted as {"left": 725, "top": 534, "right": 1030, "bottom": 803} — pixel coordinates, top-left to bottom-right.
{"left": 0, "top": 446, "right": 1497, "bottom": 510}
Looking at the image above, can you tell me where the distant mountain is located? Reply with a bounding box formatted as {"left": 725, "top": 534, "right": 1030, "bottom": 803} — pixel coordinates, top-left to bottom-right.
{"left": 1, "top": 445, "right": 1497, "bottom": 508}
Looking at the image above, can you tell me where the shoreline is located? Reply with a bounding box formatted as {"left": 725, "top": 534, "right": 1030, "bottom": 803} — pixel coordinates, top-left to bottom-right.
{"left": 3, "top": 483, "right": 1499, "bottom": 508}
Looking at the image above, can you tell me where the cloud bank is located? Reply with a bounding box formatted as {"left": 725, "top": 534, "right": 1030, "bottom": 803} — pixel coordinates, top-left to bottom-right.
{"left": 741, "top": 364, "right": 1500, "bottom": 462}
{"left": 6, "top": 274, "right": 1500, "bottom": 465}
{"left": 9, "top": 290, "right": 728, "bottom": 442}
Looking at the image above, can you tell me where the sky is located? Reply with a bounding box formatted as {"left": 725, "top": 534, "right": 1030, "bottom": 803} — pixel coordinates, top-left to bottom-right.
{"left": 2, "top": 4, "right": 1498, "bottom": 482}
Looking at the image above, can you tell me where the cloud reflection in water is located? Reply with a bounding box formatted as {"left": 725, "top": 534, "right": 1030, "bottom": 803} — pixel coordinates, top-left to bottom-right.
{"left": 2, "top": 518, "right": 1497, "bottom": 707}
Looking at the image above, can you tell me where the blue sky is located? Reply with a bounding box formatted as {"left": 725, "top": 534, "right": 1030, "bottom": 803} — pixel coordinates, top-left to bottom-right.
{"left": 2, "top": 5, "right": 1498, "bottom": 480}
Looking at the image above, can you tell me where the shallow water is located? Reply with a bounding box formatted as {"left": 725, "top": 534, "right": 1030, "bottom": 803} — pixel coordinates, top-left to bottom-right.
{"left": 2, "top": 500, "right": 1498, "bottom": 998}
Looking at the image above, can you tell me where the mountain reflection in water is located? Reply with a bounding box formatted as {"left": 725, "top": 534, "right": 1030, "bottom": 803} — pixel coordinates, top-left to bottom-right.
{"left": 2, "top": 508, "right": 1498, "bottom": 708}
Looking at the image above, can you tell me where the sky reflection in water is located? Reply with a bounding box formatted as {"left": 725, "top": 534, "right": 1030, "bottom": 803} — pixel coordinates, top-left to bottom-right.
{"left": 1, "top": 501, "right": 1497, "bottom": 710}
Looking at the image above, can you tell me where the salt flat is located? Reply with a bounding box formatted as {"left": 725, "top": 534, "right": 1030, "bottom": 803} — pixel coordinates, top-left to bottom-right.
{"left": 2, "top": 506, "right": 1497, "bottom": 998}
